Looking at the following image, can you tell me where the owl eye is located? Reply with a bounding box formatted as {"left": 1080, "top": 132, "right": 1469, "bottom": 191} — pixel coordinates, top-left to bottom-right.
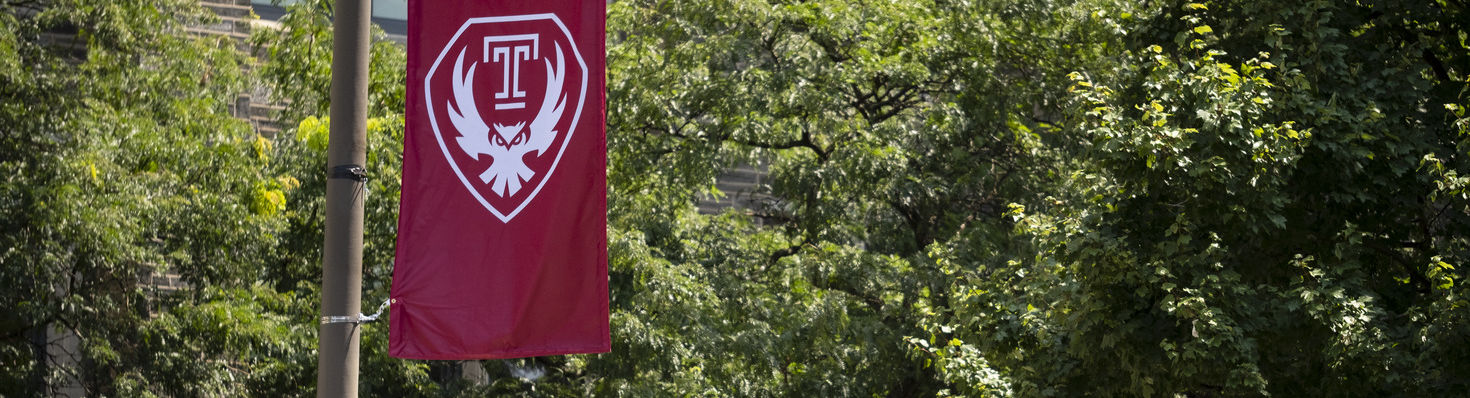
{"left": 512, "top": 135, "right": 523, "bottom": 145}
{"left": 496, "top": 136, "right": 507, "bottom": 146}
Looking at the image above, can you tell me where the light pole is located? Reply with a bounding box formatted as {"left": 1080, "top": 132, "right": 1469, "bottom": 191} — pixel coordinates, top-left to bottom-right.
{"left": 318, "top": 0, "right": 371, "bottom": 396}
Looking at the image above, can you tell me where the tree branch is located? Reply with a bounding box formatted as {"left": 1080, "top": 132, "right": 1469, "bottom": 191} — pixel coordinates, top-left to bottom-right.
{"left": 1420, "top": 49, "right": 1451, "bottom": 82}
{"left": 769, "top": 237, "right": 810, "bottom": 263}
{"left": 725, "top": 126, "right": 830, "bottom": 162}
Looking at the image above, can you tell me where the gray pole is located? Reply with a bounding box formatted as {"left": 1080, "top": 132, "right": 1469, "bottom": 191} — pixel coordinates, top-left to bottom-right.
{"left": 318, "top": 0, "right": 371, "bottom": 396}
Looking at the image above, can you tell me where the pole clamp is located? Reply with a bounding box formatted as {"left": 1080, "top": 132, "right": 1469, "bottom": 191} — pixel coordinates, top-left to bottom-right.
{"left": 329, "top": 164, "right": 367, "bottom": 182}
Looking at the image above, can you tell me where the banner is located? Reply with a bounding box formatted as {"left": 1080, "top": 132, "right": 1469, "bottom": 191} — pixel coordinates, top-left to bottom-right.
{"left": 391, "top": 0, "right": 607, "bottom": 359}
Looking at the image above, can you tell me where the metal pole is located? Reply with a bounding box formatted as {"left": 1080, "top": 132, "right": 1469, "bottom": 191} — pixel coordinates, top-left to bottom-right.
{"left": 318, "top": 0, "right": 371, "bottom": 396}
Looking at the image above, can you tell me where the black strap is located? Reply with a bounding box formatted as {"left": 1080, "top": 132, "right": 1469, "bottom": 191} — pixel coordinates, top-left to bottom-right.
{"left": 329, "top": 164, "right": 367, "bottom": 182}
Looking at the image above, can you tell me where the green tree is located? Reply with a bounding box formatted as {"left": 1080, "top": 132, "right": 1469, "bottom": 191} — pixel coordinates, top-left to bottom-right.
{"left": 1, "top": 0, "right": 317, "bottom": 395}
{"left": 936, "top": 0, "right": 1470, "bottom": 396}
{"left": 4, "top": 0, "right": 1466, "bottom": 396}
{"left": 255, "top": 0, "right": 1469, "bottom": 396}
{"left": 591, "top": 0, "right": 1469, "bottom": 396}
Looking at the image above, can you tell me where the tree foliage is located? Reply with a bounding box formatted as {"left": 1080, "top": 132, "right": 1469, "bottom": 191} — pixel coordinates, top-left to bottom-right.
{"left": 2, "top": 0, "right": 1467, "bottom": 396}
{"left": 0, "top": 0, "right": 317, "bottom": 395}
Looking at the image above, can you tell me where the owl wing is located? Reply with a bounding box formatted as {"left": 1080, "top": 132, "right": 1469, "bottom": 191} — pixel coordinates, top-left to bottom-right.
{"left": 447, "top": 48, "right": 495, "bottom": 160}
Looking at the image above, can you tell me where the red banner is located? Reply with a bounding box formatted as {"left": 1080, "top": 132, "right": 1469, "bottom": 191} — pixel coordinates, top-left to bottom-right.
{"left": 391, "top": 0, "right": 607, "bottom": 359}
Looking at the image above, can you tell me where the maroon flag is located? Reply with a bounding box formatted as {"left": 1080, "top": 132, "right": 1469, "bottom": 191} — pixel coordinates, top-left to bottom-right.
{"left": 391, "top": 0, "right": 607, "bottom": 359}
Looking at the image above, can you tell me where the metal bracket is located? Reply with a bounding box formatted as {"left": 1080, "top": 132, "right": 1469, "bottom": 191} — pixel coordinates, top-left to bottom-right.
{"left": 320, "top": 298, "right": 392, "bottom": 325}
{"left": 320, "top": 314, "right": 369, "bottom": 325}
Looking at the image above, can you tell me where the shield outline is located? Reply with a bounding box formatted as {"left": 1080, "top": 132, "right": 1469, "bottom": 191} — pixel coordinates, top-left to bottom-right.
{"left": 423, "top": 14, "right": 588, "bottom": 223}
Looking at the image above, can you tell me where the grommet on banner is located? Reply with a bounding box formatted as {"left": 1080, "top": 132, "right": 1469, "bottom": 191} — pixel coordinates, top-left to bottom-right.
{"left": 321, "top": 298, "right": 392, "bottom": 325}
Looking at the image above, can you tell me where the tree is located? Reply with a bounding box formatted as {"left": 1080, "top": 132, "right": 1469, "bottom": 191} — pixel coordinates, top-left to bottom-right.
{"left": 938, "top": 0, "right": 1470, "bottom": 395}
{"left": 590, "top": 0, "right": 1468, "bottom": 395}
{"left": 1, "top": 0, "right": 318, "bottom": 395}
{"left": 4, "top": 0, "right": 1466, "bottom": 396}
{"left": 248, "top": 0, "right": 1470, "bottom": 395}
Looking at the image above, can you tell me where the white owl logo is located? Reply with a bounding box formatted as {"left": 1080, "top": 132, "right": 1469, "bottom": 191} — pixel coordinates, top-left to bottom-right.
{"left": 444, "top": 44, "right": 568, "bottom": 197}
{"left": 423, "top": 14, "right": 588, "bottom": 222}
